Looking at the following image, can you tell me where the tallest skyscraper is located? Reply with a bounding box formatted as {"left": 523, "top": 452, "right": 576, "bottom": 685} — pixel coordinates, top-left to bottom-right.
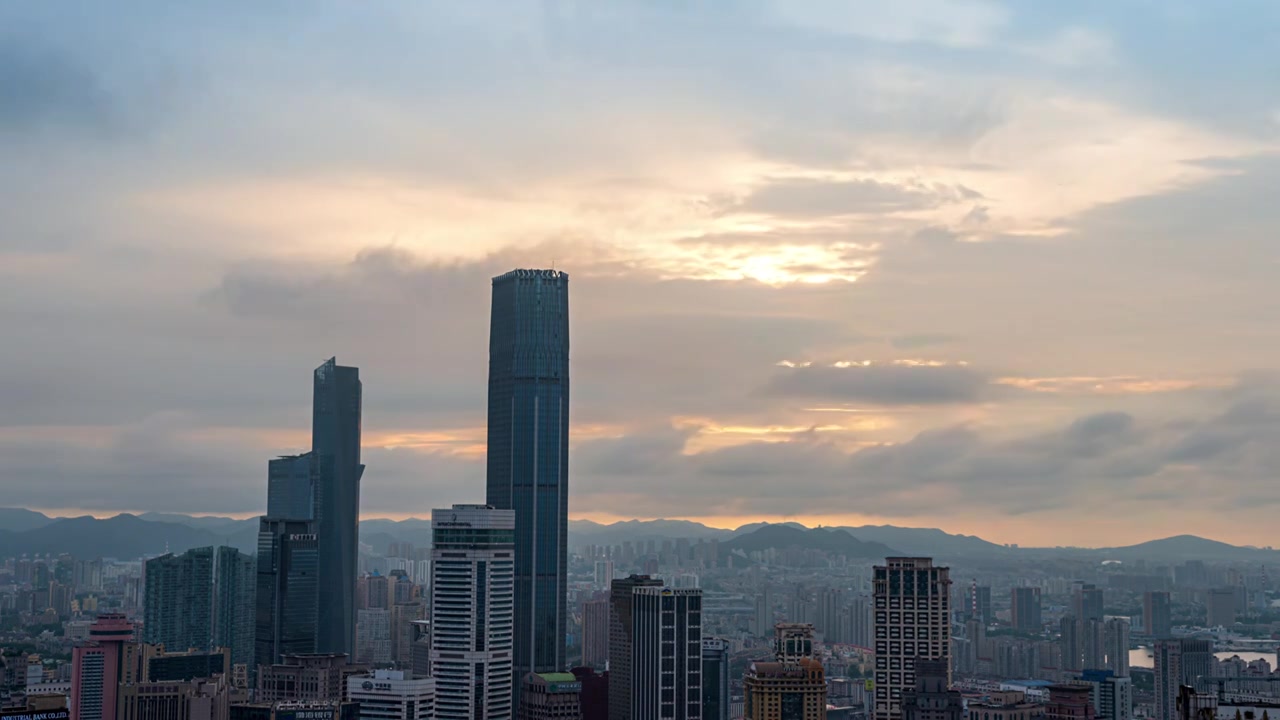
{"left": 486, "top": 269, "right": 570, "bottom": 681}
{"left": 312, "top": 357, "right": 364, "bottom": 657}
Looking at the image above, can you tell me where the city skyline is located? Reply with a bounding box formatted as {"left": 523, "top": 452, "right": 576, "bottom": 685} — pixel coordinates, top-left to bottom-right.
{"left": 4, "top": 2, "right": 1280, "bottom": 547}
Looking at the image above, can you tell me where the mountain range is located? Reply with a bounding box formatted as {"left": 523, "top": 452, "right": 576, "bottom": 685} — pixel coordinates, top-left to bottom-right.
{"left": 0, "top": 509, "right": 1272, "bottom": 562}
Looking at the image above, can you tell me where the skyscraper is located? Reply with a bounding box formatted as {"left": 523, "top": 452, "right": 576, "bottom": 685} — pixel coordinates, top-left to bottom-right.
{"left": 1144, "top": 591, "right": 1172, "bottom": 638}
{"left": 613, "top": 586, "right": 702, "bottom": 720}
{"left": 1154, "top": 639, "right": 1213, "bottom": 720}
{"left": 702, "top": 638, "right": 730, "bottom": 720}
{"left": 581, "top": 598, "right": 610, "bottom": 669}
{"left": 430, "top": 504, "right": 516, "bottom": 720}
{"left": 1011, "top": 587, "right": 1042, "bottom": 632}
{"left": 268, "top": 453, "right": 314, "bottom": 520}
{"left": 255, "top": 519, "right": 320, "bottom": 670}
{"left": 486, "top": 269, "right": 570, "bottom": 682}
{"left": 608, "top": 574, "right": 664, "bottom": 720}
{"left": 1105, "top": 618, "right": 1131, "bottom": 678}
{"left": 312, "top": 357, "right": 364, "bottom": 657}
{"left": 1075, "top": 584, "right": 1104, "bottom": 622}
{"left": 72, "top": 613, "right": 138, "bottom": 720}
{"left": 873, "top": 558, "right": 951, "bottom": 720}
{"left": 144, "top": 546, "right": 255, "bottom": 668}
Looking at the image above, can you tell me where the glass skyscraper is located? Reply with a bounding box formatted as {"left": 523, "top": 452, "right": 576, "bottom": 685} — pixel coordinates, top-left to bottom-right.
{"left": 255, "top": 518, "right": 319, "bottom": 669}
{"left": 267, "top": 452, "right": 314, "bottom": 520}
{"left": 312, "top": 357, "right": 364, "bottom": 657}
{"left": 486, "top": 269, "right": 570, "bottom": 681}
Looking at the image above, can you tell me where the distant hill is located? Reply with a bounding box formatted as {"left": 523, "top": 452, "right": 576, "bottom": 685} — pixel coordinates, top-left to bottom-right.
{"left": 733, "top": 521, "right": 806, "bottom": 535}
{"left": 568, "top": 518, "right": 730, "bottom": 546}
{"left": 0, "top": 508, "right": 57, "bottom": 533}
{"left": 723, "top": 524, "right": 899, "bottom": 560}
{"left": 1101, "top": 535, "right": 1278, "bottom": 561}
{"left": 0, "top": 514, "right": 254, "bottom": 559}
{"left": 834, "top": 525, "right": 1010, "bottom": 558}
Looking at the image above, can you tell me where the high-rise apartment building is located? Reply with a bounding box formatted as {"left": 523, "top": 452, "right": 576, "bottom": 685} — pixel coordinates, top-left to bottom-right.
{"left": 430, "top": 505, "right": 516, "bottom": 720}
{"left": 969, "top": 586, "right": 993, "bottom": 626}
{"left": 1206, "top": 589, "right": 1236, "bottom": 628}
{"left": 144, "top": 546, "right": 255, "bottom": 669}
{"left": 1060, "top": 617, "right": 1082, "bottom": 672}
{"left": 1144, "top": 592, "right": 1172, "bottom": 638}
{"left": 873, "top": 558, "right": 951, "bottom": 720}
{"left": 312, "top": 357, "right": 364, "bottom": 658}
{"left": 486, "top": 269, "right": 570, "bottom": 683}
{"left": 1082, "top": 618, "right": 1107, "bottom": 671}
{"left": 255, "top": 519, "right": 320, "bottom": 670}
{"left": 743, "top": 659, "right": 827, "bottom": 720}
{"left": 1080, "top": 669, "right": 1133, "bottom": 720}
{"left": 1011, "top": 588, "right": 1042, "bottom": 633}
{"left": 355, "top": 609, "right": 391, "bottom": 665}
{"left": 1154, "top": 639, "right": 1212, "bottom": 720}
{"left": 267, "top": 453, "right": 314, "bottom": 521}
{"left": 581, "top": 598, "right": 610, "bottom": 669}
{"left": 754, "top": 587, "right": 773, "bottom": 638}
{"left": 900, "top": 659, "right": 962, "bottom": 720}
{"left": 346, "top": 669, "right": 435, "bottom": 720}
{"left": 702, "top": 638, "right": 729, "bottom": 720}
{"left": 609, "top": 583, "right": 702, "bottom": 720}
{"left": 1074, "top": 585, "right": 1104, "bottom": 622}
{"left": 516, "top": 673, "right": 582, "bottom": 720}
{"left": 72, "top": 613, "right": 138, "bottom": 720}
{"left": 608, "top": 575, "right": 664, "bottom": 720}
{"left": 1105, "top": 619, "right": 1130, "bottom": 678}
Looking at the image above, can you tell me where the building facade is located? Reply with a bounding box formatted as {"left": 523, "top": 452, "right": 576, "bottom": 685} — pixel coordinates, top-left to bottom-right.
{"left": 516, "top": 673, "right": 581, "bottom": 720}
{"left": 1144, "top": 592, "right": 1172, "bottom": 639}
{"left": 742, "top": 659, "right": 827, "bottom": 720}
{"left": 430, "top": 505, "right": 516, "bottom": 720}
{"left": 116, "top": 675, "right": 231, "bottom": 720}
{"left": 255, "top": 520, "right": 320, "bottom": 671}
{"left": 267, "top": 454, "right": 314, "bottom": 521}
{"left": 485, "top": 269, "right": 571, "bottom": 683}
{"left": 256, "top": 655, "right": 356, "bottom": 705}
{"left": 345, "top": 670, "right": 434, "bottom": 720}
{"left": 608, "top": 575, "right": 665, "bottom": 720}
{"left": 701, "top": 639, "right": 729, "bottom": 720}
{"left": 873, "top": 558, "right": 951, "bottom": 720}
{"left": 610, "top": 583, "right": 702, "bottom": 720}
{"left": 899, "top": 659, "right": 962, "bottom": 720}
{"left": 72, "top": 614, "right": 138, "bottom": 720}
{"left": 581, "top": 599, "right": 609, "bottom": 669}
{"left": 312, "top": 357, "right": 364, "bottom": 658}
{"left": 1010, "top": 588, "right": 1042, "bottom": 633}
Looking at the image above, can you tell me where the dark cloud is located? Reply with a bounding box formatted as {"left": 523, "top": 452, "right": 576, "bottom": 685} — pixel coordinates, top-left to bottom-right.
{"left": 760, "top": 362, "right": 990, "bottom": 405}
{"left": 0, "top": 40, "right": 114, "bottom": 133}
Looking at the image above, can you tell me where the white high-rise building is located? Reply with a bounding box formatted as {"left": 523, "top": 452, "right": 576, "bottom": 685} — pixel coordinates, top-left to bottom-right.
{"left": 431, "top": 504, "right": 515, "bottom": 720}
{"left": 348, "top": 669, "right": 435, "bottom": 720}
{"left": 873, "top": 557, "right": 951, "bottom": 720}
{"left": 594, "top": 560, "right": 614, "bottom": 590}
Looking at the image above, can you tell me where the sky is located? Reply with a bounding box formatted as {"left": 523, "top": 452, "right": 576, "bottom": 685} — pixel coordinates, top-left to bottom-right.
{"left": 2, "top": 1, "right": 1279, "bottom": 547}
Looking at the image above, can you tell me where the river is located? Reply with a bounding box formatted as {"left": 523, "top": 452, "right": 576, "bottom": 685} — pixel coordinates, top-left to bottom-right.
{"left": 1130, "top": 647, "right": 1276, "bottom": 670}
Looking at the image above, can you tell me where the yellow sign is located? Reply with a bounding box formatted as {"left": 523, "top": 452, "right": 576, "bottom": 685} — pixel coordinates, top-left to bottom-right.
{"left": 865, "top": 679, "right": 875, "bottom": 691}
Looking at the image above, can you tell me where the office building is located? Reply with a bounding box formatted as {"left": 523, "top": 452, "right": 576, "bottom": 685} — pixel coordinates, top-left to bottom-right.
{"left": 1207, "top": 589, "right": 1236, "bottom": 628}
{"left": 255, "top": 520, "right": 320, "bottom": 670}
{"left": 1105, "top": 619, "right": 1130, "bottom": 678}
{"left": 581, "top": 599, "right": 609, "bottom": 669}
{"left": 312, "top": 357, "right": 364, "bottom": 658}
{"left": 516, "top": 673, "right": 581, "bottom": 720}
{"left": 430, "top": 505, "right": 516, "bottom": 720}
{"left": 743, "top": 659, "right": 826, "bottom": 720}
{"left": 71, "top": 614, "right": 138, "bottom": 720}
{"left": 608, "top": 575, "right": 664, "bottom": 720}
{"left": 1044, "top": 684, "right": 1093, "bottom": 720}
{"left": 775, "top": 624, "right": 815, "bottom": 663}
{"left": 1144, "top": 592, "right": 1172, "bottom": 638}
{"left": 256, "top": 655, "right": 357, "bottom": 704}
{"left": 609, "top": 584, "right": 702, "bottom": 720}
{"left": 702, "top": 639, "right": 729, "bottom": 720}
{"left": 151, "top": 554, "right": 245, "bottom": 668}
{"left": 571, "top": 667, "right": 608, "bottom": 720}
{"left": 873, "top": 558, "right": 951, "bottom": 720}
{"left": 1011, "top": 588, "right": 1042, "bottom": 633}
{"left": 117, "top": 675, "right": 231, "bottom": 720}
{"left": 1081, "top": 670, "right": 1133, "bottom": 720}
{"left": 346, "top": 670, "right": 434, "bottom": 720}
{"left": 147, "top": 648, "right": 230, "bottom": 683}
{"left": 900, "top": 659, "right": 962, "bottom": 720}
{"left": 485, "top": 269, "right": 571, "bottom": 683}
{"left": 229, "top": 701, "right": 358, "bottom": 720}
{"left": 267, "top": 454, "right": 314, "bottom": 521}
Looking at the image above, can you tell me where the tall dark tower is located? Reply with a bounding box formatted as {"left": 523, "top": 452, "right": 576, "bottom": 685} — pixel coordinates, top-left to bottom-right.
{"left": 312, "top": 356, "right": 363, "bottom": 656}
{"left": 486, "top": 269, "right": 570, "bottom": 682}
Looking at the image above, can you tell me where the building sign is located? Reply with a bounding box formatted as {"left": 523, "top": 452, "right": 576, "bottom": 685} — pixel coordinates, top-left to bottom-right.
{"left": 277, "top": 710, "right": 332, "bottom": 720}
{"left": 1, "top": 712, "right": 71, "bottom": 720}
{"left": 865, "top": 679, "right": 875, "bottom": 692}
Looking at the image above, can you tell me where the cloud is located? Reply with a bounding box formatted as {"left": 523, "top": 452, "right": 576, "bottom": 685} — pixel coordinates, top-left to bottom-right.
{"left": 761, "top": 361, "right": 989, "bottom": 405}
{"left": 739, "top": 177, "right": 982, "bottom": 218}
